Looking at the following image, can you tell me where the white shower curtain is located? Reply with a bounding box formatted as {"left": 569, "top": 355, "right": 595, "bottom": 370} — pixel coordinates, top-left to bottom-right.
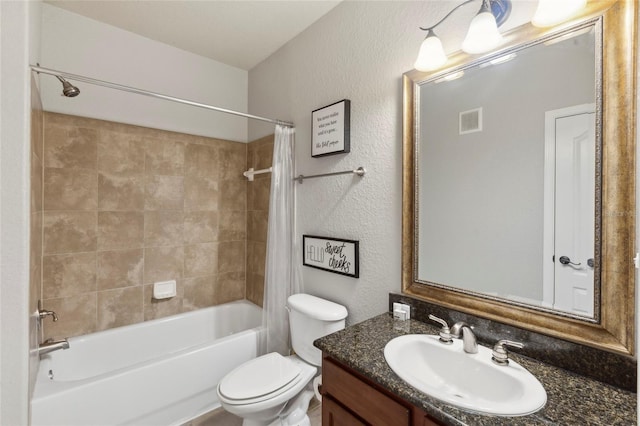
{"left": 261, "top": 125, "right": 301, "bottom": 356}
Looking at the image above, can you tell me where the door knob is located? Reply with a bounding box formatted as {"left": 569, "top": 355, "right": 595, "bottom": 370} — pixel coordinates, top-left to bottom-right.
{"left": 558, "top": 256, "right": 581, "bottom": 266}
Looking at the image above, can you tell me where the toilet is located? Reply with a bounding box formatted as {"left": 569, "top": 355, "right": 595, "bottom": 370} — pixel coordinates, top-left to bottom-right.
{"left": 217, "top": 293, "right": 347, "bottom": 426}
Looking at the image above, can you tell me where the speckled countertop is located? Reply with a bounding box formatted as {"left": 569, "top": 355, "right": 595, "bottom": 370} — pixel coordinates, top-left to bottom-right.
{"left": 314, "top": 313, "right": 637, "bottom": 426}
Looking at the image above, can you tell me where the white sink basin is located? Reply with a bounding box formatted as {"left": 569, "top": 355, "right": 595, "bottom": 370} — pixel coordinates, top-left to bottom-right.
{"left": 384, "top": 334, "right": 546, "bottom": 416}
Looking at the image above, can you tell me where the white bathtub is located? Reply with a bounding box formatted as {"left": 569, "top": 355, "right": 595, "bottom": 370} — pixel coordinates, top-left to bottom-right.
{"left": 31, "top": 300, "right": 263, "bottom": 426}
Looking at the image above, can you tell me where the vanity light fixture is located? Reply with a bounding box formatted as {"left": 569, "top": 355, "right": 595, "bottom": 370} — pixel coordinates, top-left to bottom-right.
{"left": 414, "top": 0, "right": 512, "bottom": 71}
{"left": 531, "top": 0, "right": 587, "bottom": 28}
{"left": 461, "top": 0, "right": 504, "bottom": 54}
{"left": 415, "top": 0, "right": 589, "bottom": 72}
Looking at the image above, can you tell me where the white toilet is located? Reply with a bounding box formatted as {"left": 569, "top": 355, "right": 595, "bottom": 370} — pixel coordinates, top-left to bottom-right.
{"left": 216, "top": 293, "right": 347, "bottom": 426}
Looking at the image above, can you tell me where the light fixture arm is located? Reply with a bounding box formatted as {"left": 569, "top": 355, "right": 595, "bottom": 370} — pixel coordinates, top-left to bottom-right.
{"left": 419, "top": 0, "right": 510, "bottom": 33}
{"left": 419, "top": 0, "right": 478, "bottom": 32}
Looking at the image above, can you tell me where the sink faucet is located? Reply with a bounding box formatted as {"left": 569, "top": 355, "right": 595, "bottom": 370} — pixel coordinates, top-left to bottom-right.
{"left": 38, "top": 338, "right": 70, "bottom": 356}
{"left": 450, "top": 322, "right": 478, "bottom": 354}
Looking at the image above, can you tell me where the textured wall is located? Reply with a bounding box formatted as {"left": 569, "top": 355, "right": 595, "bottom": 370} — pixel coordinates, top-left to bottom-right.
{"left": 248, "top": 1, "right": 536, "bottom": 325}
{"left": 41, "top": 113, "right": 248, "bottom": 340}
{"left": 40, "top": 3, "right": 248, "bottom": 142}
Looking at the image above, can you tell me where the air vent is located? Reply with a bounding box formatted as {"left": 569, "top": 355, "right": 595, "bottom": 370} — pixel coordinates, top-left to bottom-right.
{"left": 459, "top": 107, "right": 482, "bottom": 135}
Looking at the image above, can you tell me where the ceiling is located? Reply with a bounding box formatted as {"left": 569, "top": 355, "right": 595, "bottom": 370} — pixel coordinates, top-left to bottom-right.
{"left": 44, "top": 0, "right": 342, "bottom": 70}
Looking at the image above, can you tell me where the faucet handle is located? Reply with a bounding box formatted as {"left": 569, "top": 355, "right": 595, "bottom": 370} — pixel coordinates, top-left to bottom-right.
{"left": 39, "top": 309, "right": 58, "bottom": 322}
{"left": 491, "top": 339, "right": 524, "bottom": 366}
{"left": 428, "top": 314, "right": 453, "bottom": 344}
{"left": 37, "top": 300, "right": 58, "bottom": 322}
{"left": 37, "top": 302, "right": 58, "bottom": 322}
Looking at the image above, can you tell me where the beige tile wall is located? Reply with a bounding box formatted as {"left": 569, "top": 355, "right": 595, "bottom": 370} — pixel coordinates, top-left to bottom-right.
{"left": 246, "top": 135, "right": 274, "bottom": 307}
{"left": 41, "top": 112, "right": 255, "bottom": 340}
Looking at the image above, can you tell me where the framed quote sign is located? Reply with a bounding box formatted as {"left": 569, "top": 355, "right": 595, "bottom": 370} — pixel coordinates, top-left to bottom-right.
{"left": 311, "top": 99, "right": 351, "bottom": 157}
{"left": 303, "top": 235, "right": 359, "bottom": 278}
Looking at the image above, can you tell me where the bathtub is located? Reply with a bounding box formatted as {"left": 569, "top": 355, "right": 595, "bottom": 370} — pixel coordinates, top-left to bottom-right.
{"left": 31, "top": 300, "right": 263, "bottom": 426}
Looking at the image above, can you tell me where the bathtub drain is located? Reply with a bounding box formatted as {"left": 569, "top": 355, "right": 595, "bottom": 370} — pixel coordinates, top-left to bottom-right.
{"left": 48, "top": 369, "right": 54, "bottom": 380}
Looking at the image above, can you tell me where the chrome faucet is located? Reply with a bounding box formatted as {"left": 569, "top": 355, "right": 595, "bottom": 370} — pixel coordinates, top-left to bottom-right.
{"left": 450, "top": 322, "right": 478, "bottom": 354}
{"left": 38, "top": 338, "right": 70, "bottom": 356}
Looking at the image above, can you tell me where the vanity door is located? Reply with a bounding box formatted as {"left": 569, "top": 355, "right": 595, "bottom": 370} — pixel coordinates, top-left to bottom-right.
{"left": 323, "top": 396, "right": 367, "bottom": 426}
{"left": 321, "top": 356, "right": 443, "bottom": 426}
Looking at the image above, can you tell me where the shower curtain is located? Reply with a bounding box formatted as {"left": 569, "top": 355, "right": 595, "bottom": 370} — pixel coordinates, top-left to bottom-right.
{"left": 262, "top": 125, "right": 301, "bottom": 356}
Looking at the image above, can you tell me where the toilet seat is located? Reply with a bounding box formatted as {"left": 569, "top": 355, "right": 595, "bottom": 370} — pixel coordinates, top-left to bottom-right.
{"left": 218, "top": 353, "right": 304, "bottom": 405}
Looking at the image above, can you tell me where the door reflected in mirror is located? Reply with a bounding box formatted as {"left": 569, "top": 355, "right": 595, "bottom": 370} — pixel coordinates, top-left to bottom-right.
{"left": 416, "top": 26, "right": 599, "bottom": 320}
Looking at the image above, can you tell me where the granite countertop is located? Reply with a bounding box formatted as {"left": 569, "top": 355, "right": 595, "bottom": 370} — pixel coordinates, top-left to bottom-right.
{"left": 314, "top": 313, "right": 637, "bottom": 426}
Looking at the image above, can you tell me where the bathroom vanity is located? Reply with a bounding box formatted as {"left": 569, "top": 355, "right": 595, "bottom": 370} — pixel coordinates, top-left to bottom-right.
{"left": 322, "top": 354, "right": 441, "bottom": 425}
{"left": 315, "top": 312, "right": 636, "bottom": 426}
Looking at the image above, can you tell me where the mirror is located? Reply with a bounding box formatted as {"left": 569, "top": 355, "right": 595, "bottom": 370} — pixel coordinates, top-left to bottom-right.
{"left": 402, "top": 0, "right": 636, "bottom": 355}
{"left": 418, "top": 26, "right": 598, "bottom": 319}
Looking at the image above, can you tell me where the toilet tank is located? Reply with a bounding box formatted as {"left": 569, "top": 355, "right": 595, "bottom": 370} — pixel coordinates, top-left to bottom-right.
{"left": 287, "top": 294, "right": 347, "bottom": 366}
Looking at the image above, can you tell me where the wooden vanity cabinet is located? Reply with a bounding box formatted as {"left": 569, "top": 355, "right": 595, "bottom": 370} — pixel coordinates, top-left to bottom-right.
{"left": 321, "top": 356, "right": 444, "bottom": 426}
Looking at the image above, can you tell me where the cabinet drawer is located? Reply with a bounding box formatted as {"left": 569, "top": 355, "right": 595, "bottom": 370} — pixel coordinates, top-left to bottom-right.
{"left": 322, "top": 358, "right": 410, "bottom": 426}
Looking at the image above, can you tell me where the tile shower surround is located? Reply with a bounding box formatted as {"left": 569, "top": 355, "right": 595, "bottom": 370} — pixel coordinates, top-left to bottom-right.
{"left": 39, "top": 112, "right": 272, "bottom": 340}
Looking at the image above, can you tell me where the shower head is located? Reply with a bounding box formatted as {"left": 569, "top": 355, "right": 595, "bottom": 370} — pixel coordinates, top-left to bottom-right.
{"left": 55, "top": 75, "right": 80, "bottom": 97}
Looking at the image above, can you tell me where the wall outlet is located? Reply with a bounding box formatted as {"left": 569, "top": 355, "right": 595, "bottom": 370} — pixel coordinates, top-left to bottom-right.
{"left": 393, "top": 303, "right": 411, "bottom": 321}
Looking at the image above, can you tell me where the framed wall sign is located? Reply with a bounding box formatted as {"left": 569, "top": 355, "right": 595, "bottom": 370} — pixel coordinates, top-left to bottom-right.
{"left": 303, "top": 235, "right": 359, "bottom": 278}
{"left": 311, "top": 99, "right": 351, "bottom": 157}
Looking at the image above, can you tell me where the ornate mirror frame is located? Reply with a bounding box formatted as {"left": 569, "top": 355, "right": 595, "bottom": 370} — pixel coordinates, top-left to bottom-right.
{"left": 402, "top": 0, "right": 636, "bottom": 356}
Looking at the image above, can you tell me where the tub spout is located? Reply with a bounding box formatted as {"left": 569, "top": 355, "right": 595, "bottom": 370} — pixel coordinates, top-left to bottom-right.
{"left": 38, "top": 338, "right": 70, "bottom": 356}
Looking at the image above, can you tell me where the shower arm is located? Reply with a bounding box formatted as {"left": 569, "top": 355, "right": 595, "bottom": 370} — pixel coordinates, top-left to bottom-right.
{"left": 30, "top": 65, "right": 294, "bottom": 128}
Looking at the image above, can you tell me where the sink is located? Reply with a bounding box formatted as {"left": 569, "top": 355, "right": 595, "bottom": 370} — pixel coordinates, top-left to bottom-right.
{"left": 384, "top": 334, "right": 546, "bottom": 416}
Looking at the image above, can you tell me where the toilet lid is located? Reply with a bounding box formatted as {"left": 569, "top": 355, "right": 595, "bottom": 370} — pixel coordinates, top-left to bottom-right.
{"left": 218, "top": 353, "right": 302, "bottom": 401}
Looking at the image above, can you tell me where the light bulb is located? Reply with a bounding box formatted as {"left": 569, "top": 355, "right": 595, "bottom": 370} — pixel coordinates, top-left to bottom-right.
{"left": 532, "top": 0, "right": 587, "bottom": 27}
{"left": 414, "top": 31, "right": 447, "bottom": 71}
{"left": 462, "top": 11, "right": 503, "bottom": 54}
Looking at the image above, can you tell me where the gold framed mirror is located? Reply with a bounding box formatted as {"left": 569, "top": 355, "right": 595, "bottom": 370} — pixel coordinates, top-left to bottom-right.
{"left": 402, "top": 0, "right": 636, "bottom": 355}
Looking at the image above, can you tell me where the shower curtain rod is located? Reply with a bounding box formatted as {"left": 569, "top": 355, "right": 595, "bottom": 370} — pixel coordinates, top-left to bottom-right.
{"left": 243, "top": 167, "right": 272, "bottom": 181}
{"left": 29, "top": 65, "right": 294, "bottom": 128}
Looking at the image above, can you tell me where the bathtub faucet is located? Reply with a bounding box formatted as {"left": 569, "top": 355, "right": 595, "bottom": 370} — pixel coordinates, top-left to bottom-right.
{"left": 38, "top": 338, "right": 70, "bottom": 356}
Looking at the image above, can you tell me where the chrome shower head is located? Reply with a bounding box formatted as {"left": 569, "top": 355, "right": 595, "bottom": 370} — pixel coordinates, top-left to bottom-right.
{"left": 55, "top": 75, "right": 80, "bottom": 97}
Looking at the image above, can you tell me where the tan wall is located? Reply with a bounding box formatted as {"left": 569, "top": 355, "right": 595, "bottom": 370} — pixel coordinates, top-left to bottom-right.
{"left": 246, "top": 135, "right": 274, "bottom": 306}
{"left": 40, "top": 113, "right": 255, "bottom": 340}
